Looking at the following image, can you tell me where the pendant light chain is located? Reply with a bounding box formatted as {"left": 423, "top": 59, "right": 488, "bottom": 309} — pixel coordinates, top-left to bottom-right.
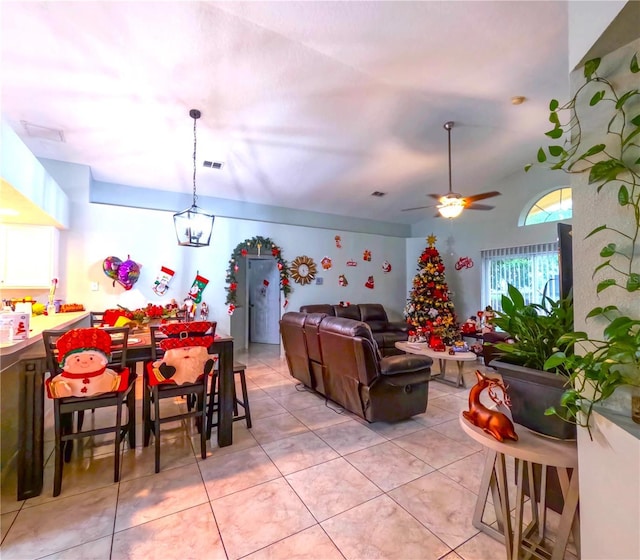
{"left": 192, "top": 112, "right": 198, "bottom": 207}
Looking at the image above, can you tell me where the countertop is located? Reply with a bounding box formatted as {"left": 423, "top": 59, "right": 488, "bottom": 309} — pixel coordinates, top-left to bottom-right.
{"left": 0, "top": 311, "right": 90, "bottom": 358}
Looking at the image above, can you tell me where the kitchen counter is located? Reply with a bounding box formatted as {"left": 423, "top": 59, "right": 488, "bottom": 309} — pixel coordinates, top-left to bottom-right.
{"left": 1, "top": 311, "right": 89, "bottom": 362}
{"left": 1, "top": 310, "right": 89, "bottom": 500}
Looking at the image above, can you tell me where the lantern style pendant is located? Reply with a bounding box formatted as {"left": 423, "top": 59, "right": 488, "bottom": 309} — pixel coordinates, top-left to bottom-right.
{"left": 173, "top": 109, "right": 215, "bottom": 247}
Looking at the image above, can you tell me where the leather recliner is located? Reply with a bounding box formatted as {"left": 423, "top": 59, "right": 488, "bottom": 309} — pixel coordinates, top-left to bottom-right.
{"left": 299, "top": 303, "right": 410, "bottom": 356}
{"left": 280, "top": 312, "right": 433, "bottom": 422}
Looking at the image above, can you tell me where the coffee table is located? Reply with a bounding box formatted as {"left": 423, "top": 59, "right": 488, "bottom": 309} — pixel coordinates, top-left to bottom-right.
{"left": 395, "top": 341, "right": 478, "bottom": 387}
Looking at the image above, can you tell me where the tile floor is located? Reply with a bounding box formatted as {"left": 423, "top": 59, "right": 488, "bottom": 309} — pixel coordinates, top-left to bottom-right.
{"left": 0, "top": 345, "right": 576, "bottom": 559}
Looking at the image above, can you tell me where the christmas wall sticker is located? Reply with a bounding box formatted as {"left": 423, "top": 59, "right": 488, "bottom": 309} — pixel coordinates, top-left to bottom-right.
{"left": 455, "top": 256, "right": 474, "bottom": 270}
{"left": 339, "top": 274, "right": 348, "bottom": 287}
{"left": 346, "top": 259, "right": 357, "bottom": 267}
{"left": 335, "top": 235, "right": 342, "bottom": 248}
{"left": 365, "top": 276, "right": 374, "bottom": 289}
{"left": 382, "top": 260, "right": 392, "bottom": 273}
{"left": 321, "top": 256, "right": 332, "bottom": 270}
{"left": 363, "top": 249, "right": 372, "bottom": 261}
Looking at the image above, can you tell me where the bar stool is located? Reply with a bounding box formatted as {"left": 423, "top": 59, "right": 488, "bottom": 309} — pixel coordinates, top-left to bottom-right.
{"left": 208, "top": 362, "right": 252, "bottom": 429}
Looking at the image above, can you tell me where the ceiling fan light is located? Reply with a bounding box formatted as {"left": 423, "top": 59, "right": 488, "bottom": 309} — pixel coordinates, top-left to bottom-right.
{"left": 438, "top": 199, "right": 465, "bottom": 218}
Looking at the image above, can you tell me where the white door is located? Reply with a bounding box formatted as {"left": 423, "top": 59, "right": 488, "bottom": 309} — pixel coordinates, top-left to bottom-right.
{"left": 248, "top": 258, "right": 280, "bottom": 344}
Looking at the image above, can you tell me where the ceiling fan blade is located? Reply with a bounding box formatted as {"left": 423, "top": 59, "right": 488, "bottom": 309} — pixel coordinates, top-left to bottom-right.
{"left": 428, "top": 193, "right": 444, "bottom": 200}
{"left": 401, "top": 204, "right": 436, "bottom": 212}
{"left": 465, "top": 203, "right": 495, "bottom": 211}
{"left": 464, "top": 191, "right": 501, "bottom": 203}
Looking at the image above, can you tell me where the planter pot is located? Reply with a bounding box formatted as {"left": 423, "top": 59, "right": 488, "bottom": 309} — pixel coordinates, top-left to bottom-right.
{"left": 491, "top": 360, "right": 576, "bottom": 440}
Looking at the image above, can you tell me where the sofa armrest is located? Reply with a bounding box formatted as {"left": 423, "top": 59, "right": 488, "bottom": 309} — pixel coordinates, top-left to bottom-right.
{"left": 380, "top": 354, "right": 433, "bottom": 375}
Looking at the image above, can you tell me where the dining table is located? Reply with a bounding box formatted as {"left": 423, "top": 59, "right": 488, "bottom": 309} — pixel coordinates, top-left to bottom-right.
{"left": 125, "top": 328, "right": 236, "bottom": 448}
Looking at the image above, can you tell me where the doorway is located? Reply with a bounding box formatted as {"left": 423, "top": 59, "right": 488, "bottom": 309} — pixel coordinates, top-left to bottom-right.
{"left": 247, "top": 258, "right": 280, "bottom": 344}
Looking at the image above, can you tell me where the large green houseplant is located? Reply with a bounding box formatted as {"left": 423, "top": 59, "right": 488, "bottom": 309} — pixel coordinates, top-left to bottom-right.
{"left": 525, "top": 52, "right": 640, "bottom": 434}
{"left": 490, "top": 284, "right": 577, "bottom": 439}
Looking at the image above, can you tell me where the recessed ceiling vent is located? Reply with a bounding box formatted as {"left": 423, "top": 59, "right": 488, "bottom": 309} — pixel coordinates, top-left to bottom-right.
{"left": 203, "top": 160, "right": 224, "bottom": 170}
{"left": 21, "top": 121, "right": 65, "bottom": 142}
{"left": 370, "top": 191, "right": 386, "bottom": 197}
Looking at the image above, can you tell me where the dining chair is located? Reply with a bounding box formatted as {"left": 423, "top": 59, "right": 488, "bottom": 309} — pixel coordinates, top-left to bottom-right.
{"left": 144, "top": 321, "right": 216, "bottom": 473}
{"left": 89, "top": 310, "right": 106, "bottom": 327}
{"left": 43, "top": 327, "right": 136, "bottom": 496}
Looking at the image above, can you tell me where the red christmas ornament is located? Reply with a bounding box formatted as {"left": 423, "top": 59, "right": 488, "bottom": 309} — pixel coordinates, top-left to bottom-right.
{"left": 241, "top": 249, "right": 248, "bottom": 257}
{"left": 272, "top": 247, "right": 280, "bottom": 257}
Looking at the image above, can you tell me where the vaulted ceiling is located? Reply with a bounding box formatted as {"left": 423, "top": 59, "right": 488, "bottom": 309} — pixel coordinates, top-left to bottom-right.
{"left": 0, "top": 1, "right": 569, "bottom": 225}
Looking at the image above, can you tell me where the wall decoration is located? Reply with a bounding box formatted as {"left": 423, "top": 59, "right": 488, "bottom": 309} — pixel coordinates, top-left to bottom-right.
{"left": 455, "top": 256, "right": 474, "bottom": 270}
{"left": 363, "top": 249, "right": 372, "bottom": 261}
{"left": 321, "top": 256, "right": 332, "bottom": 270}
{"left": 382, "top": 260, "right": 392, "bottom": 273}
{"left": 291, "top": 255, "right": 318, "bottom": 285}
{"left": 102, "top": 255, "right": 141, "bottom": 291}
{"left": 152, "top": 266, "right": 175, "bottom": 295}
{"left": 188, "top": 273, "right": 209, "bottom": 303}
{"left": 335, "top": 235, "right": 342, "bottom": 248}
{"left": 225, "top": 236, "right": 291, "bottom": 315}
{"left": 365, "top": 276, "right": 374, "bottom": 289}
{"left": 346, "top": 259, "right": 357, "bottom": 267}
{"left": 339, "top": 274, "right": 348, "bottom": 287}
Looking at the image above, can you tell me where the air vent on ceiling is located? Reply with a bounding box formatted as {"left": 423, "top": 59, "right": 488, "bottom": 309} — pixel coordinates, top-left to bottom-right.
{"left": 21, "top": 121, "right": 65, "bottom": 142}
{"left": 203, "top": 160, "right": 224, "bottom": 170}
{"left": 370, "top": 191, "right": 386, "bottom": 197}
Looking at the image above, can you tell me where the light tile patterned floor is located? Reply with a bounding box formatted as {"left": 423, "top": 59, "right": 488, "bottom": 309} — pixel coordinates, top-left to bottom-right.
{"left": 0, "top": 345, "right": 575, "bottom": 559}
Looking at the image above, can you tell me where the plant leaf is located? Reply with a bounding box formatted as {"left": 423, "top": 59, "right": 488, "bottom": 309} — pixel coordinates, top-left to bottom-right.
{"left": 622, "top": 126, "right": 640, "bottom": 147}
{"left": 615, "top": 89, "right": 639, "bottom": 110}
{"left": 524, "top": 163, "right": 532, "bottom": 172}
{"left": 549, "top": 112, "right": 560, "bottom": 125}
{"left": 590, "top": 90, "right": 605, "bottom": 106}
{"left": 631, "top": 114, "right": 640, "bottom": 126}
{"left": 618, "top": 185, "right": 630, "bottom": 205}
{"left": 545, "top": 127, "right": 563, "bottom": 139}
{"left": 537, "top": 148, "right": 547, "bottom": 163}
{"left": 599, "top": 243, "right": 616, "bottom": 257}
{"left": 585, "top": 224, "right": 607, "bottom": 238}
{"left": 589, "top": 160, "right": 625, "bottom": 184}
{"left": 596, "top": 279, "right": 617, "bottom": 293}
{"left": 548, "top": 145, "right": 564, "bottom": 157}
{"left": 627, "top": 274, "right": 640, "bottom": 292}
{"left": 584, "top": 58, "right": 601, "bottom": 80}
{"left": 549, "top": 99, "right": 559, "bottom": 111}
{"left": 632, "top": 53, "right": 639, "bottom": 73}
{"left": 592, "top": 260, "right": 611, "bottom": 278}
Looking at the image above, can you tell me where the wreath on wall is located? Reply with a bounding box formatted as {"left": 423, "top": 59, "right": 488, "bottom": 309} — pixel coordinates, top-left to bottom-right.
{"left": 225, "top": 236, "right": 291, "bottom": 314}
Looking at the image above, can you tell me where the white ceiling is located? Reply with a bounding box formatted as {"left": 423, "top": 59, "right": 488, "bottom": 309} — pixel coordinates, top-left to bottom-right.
{"left": 0, "top": 1, "right": 570, "bottom": 225}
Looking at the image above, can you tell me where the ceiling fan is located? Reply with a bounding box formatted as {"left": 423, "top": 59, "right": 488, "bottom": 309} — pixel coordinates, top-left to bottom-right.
{"left": 402, "top": 121, "right": 501, "bottom": 218}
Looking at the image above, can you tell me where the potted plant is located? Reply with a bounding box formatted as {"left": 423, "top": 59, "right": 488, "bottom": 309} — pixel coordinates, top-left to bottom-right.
{"left": 523, "top": 51, "right": 640, "bottom": 435}
{"left": 489, "top": 284, "right": 577, "bottom": 439}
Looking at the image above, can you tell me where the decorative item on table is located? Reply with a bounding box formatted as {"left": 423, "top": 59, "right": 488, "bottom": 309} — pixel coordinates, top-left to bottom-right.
{"left": 461, "top": 316, "right": 478, "bottom": 334}
{"left": 429, "top": 334, "right": 446, "bottom": 351}
{"left": 0, "top": 312, "right": 29, "bottom": 341}
{"left": 183, "top": 298, "right": 197, "bottom": 320}
{"left": 152, "top": 266, "right": 175, "bottom": 295}
{"left": 47, "top": 278, "right": 58, "bottom": 315}
{"left": 408, "top": 329, "right": 417, "bottom": 343}
{"left": 188, "top": 273, "right": 209, "bottom": 303}
{"left": 364, "top": 275, "right": 374, "bottom": 289}
{"left": 338, "top": 301, "right": 351, "bottom": 307}
{"left": 59, "top": 303, "right": 85, "bottom": 313}
{"left": 45, "top": 328, "right": 130, "bottom": 398}
{"left": 462, "top": 370, "right": 518, "bottom": 442}
{"left": 382, "top": 260, "right": 392, "bottom": 273}
{"left": 481, "top": 305, "right": 496, "bottom": 333}
{"left": 338, "top": 274, "right": 348, "bottom": 287}
{"left": 199, "top": 301, "right": 209, "bottom": 320}
{"left": 452, "top": 340, "right": 470, "bottom": 352}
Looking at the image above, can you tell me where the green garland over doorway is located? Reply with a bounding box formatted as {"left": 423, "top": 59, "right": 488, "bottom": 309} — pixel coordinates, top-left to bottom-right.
{"left": 225, "top": 236, "right": 291, "bottom": 314}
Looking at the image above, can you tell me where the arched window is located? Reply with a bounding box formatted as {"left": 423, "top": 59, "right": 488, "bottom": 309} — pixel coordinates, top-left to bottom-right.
{"left": 524, "top": 187, "right": 572, "bottom": 225}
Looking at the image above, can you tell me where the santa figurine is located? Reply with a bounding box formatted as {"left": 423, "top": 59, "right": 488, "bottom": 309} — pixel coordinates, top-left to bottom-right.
{"left": 46, "top": 328, "right": 129, "bottom": 398}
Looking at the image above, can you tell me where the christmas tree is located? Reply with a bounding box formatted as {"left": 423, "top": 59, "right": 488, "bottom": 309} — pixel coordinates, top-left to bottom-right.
{"left": 404, "top": 234, "right": 458, "bottom": 343}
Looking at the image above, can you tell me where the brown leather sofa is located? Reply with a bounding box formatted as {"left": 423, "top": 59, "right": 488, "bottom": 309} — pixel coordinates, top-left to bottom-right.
{"left": 280, "top": 311, "right": 433, "bottom": 422}
{"left": 299, "top": 303, "right": 410, "bottom": 356}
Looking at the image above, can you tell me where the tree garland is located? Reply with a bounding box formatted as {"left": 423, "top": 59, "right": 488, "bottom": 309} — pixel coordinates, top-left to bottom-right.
{"left": 225, "top": 236, "right": 291, "bottom": 314}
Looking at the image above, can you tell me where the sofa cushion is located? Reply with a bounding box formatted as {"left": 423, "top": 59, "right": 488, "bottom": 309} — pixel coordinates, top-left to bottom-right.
{"left": 333, "top": 305, "right": 361, "bottom": 321}
{"left": 358, "top": 303, "right": 388, "bottom": 323}
{"left": 366, "top": 320, "right": 388, "bottom": 333}
{"left": 300, "top": 304, "right": 335, "bottom": 315}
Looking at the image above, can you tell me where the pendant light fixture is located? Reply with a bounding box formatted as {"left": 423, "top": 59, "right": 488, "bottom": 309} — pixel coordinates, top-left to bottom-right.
{"left": 173, "top": 109, "right": 215, "bottom": 247}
